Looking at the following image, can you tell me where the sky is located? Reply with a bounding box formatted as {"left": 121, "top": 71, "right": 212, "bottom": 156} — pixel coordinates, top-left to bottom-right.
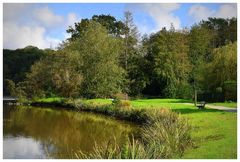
{"left": 3, "top": 3, "right": 237, "bottom": 49}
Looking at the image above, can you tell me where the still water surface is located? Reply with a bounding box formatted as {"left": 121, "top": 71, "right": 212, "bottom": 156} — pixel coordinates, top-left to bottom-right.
{"left": 3, "top": 105, "right": 137, "bottom": 159}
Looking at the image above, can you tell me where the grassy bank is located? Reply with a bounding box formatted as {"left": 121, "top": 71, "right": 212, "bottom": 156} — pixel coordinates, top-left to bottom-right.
{"left": 30, "top": 98, "right": 192, "bottom": 159}
{"left": 31, "top": 98, "right": 237, "bottom": 159}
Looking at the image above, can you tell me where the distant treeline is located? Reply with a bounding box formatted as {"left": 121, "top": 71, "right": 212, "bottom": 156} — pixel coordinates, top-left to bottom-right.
{"left": 3, "top": 13, "right": 237, "bottom": 101}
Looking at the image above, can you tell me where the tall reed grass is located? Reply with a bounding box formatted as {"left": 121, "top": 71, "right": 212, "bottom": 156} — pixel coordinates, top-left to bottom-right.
{"left": 74, "top": 108, "right": 192, "bottom": 159}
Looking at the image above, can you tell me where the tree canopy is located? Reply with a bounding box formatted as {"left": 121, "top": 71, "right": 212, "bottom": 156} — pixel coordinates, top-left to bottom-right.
{"left": 66, "top": 14, "right": 125, "bottom": 41}
{"left": 3, "top": 14, "right": 237, "bottom": 101}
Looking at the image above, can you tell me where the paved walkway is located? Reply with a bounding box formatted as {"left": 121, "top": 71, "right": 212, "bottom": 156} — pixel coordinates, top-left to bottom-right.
{"left": 184, "top": 103, "right": 237, "bottom": 112}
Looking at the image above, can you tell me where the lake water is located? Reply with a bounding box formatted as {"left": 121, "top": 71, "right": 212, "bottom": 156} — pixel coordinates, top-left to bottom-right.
{"left": 3, "top": 105, "right": 138, "bottom": 159}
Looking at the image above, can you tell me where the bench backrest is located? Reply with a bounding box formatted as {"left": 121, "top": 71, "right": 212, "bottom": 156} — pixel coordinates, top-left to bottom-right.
{"left": 197, "top": 101, "right": 206, "bottom": 106}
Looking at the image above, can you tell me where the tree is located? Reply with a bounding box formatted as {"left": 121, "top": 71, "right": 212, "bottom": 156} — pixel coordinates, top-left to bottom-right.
{"left": 122, "top": 11, "right": 139, "bottom": 70}
{"left": 18, "top": 50, "right": 83, "bottom": 99}
{"left": 5, "top": 79, "right": 26, "bottom": 99}
{"left": 68, "top": 21, "right": 125, "bottom": 98}
{"left": 121, "top": 11, "right": 142, "bottom": 97}
{"left": 143, "top": 27, "right": 192, "bottom": 98}
{"left": 197, "top": 42, "right": 237, "bottom": 92}
{"left": 200, "top": 17, "right": 237, "bottom": 48}
{"left": 11, "top": 21, "right": 125, "bottom": 99}
{"left": 66, "top": 14, "right": 125, "bottom": 41}
{"left": 188, "top": 25, "right": 213, "bottom": 104}
{"left": 3, "top": 46, "right": 47, "bottom": 96}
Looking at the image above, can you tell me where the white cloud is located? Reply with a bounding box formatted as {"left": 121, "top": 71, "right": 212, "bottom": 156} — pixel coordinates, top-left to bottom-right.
{"left": 4, "top": 22, "right": 45, "bottom": 49}
{"left": 34, "top": 6, "right": 64, "bottom": 28}
{"left": 131, "top": 3, "right": 181, "bottom": 31}
{"left": 3, "top": 22, "right": 61, "bottom": 49}
{"left": 189, "top": 5, "right": 214, "bottom": 21}
{"left": 3, "top": 4, "right": 79, "bottom": 49}
{"left": 3, "top": 3, "right": 33, "bottom": 22}
{"left": 215, "top": 4, "right": 237, "bottom": 19}
{"left": 66, "top": 13, "right": 80, "bottom": 27}
{"left": 189, "top": 4, "right": 237, "bottom": 21}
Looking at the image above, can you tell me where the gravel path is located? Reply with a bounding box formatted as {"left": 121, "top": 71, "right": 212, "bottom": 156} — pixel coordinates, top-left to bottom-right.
{"left": 184, "top": 103, "right": 237, "bottom": 112}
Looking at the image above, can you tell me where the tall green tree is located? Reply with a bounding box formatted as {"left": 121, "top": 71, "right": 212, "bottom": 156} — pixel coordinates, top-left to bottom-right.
{"left": 197, "top": 42, "right": 237, "bottom": 92}
{"left": 144, "top": 27, "right": 191, "bottom": 98}
{"left": 122, "top": 11, "right": 139, "bottom": 70}
{"left": 188, "top": 25, "right": 214, "bottom": 103}
{"left": 121, "top": 11, "right": 143, "bottom": 96}
{"left": 68, "top": 21, "right": 125, "bottom": 98}
{"left": 200, "top": 17, "right": 237, "bottom": 48}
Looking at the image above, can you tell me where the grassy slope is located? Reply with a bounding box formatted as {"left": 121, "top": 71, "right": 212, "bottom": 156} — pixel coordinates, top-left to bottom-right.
{"left": 86, "top": 98, "right": 237, "bottom": 159}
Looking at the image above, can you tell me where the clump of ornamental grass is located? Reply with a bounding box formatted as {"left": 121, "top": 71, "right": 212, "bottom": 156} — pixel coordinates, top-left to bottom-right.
{"left": 74, "top": 108, "right": 192, "bottom": 159}
{"left": 74, "top": 137, "right": 146, "bottom": 159}
{"left": 142, "top": 109, "right": 192, "bottom": 158}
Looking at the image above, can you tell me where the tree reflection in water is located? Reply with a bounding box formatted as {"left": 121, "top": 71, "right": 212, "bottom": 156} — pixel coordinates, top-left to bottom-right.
{"left": 3, "top": 105, "right": 137, "bottom": 159}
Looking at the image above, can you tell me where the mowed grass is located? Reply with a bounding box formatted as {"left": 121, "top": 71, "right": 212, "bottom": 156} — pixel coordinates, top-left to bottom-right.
{"left": 86, "top": 98, "right": 237, "bottom": 159}
{"left": 209, "top": 102, "right": 237, "bottom": 108}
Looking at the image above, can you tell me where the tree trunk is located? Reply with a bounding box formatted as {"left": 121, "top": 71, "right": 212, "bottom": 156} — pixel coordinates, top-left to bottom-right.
{"left": 194, "top": 89, "right": 197, "bottom": 106}
{"left": 125, "top": 93, "right": 128, "bottom": 100}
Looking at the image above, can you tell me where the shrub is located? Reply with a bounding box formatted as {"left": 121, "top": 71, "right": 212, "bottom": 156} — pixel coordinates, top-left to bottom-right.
{"left": 114, "top": 93, "right": 128, "bottom": 100}
{"left": 119, "top": 100, "right": 131, "bottom": 108}
{"left": 112, "top": 98, "right": 121, "bottom": 106}
{"left": 112, "top": 99, "right": 131, "bottom": 108}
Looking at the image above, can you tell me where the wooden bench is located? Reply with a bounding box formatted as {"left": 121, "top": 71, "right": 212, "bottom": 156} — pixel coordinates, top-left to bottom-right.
{"left": 196, "top": 101, "right": 206, "bottom": 109}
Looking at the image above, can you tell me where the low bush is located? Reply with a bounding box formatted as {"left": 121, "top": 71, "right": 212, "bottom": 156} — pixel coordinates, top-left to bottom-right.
{"left": 119, "top": 100, "right": 131, "bottom": 108}
{"left": 114, "top": 93, "right": 128, "bottom": 100}
{"left": 112, "top": 98, "right": 121, "bottom": 107}
{"left": 112, "top": 99, "right": 132, "bottom": 108}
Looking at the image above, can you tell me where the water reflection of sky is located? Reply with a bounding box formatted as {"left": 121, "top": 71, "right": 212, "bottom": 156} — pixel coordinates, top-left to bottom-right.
{"left": 3, "top": 136, "right": 48, "bottom": 159}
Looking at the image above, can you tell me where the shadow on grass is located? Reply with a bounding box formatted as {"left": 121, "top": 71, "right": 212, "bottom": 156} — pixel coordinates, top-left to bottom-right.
{"left": 172, "top": 108, "right": 224, "bottom": 114}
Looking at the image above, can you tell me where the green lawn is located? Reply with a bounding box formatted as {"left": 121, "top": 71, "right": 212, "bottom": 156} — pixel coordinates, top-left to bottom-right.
{"left": 209, "top": 102, "right": 237, "bottom": 108}
{"left": 86, "top": 98, "right": 237, "bottom": 159}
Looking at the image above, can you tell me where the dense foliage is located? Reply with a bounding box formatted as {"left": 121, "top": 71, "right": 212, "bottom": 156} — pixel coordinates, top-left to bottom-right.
{"left": 3, "top": 46, "right": 47, "bottom": 95}
{"left": 143, "top": 27, "right": 191, "bottom": 98}
{"left": 3, "top": 14, "right": 237, "bottom": 101}
{"left": 66, "top": 14, "right": 125, "bottom": 40}
{"left": 68, "top": 21, "right": 125, "bottom": 98}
